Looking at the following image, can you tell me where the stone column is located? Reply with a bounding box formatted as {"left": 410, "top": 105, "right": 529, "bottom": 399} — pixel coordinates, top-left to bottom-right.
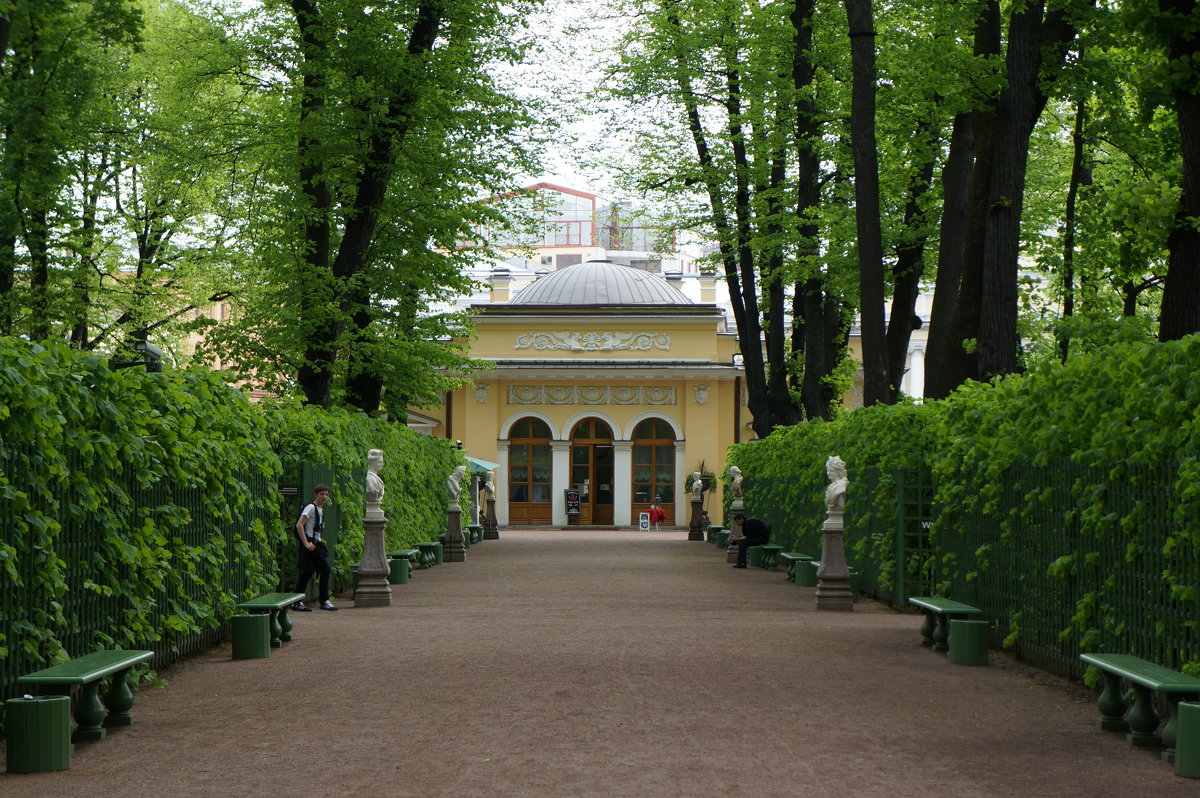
{"left": 495, "top": 442, "right": 510, "bottom": 527}
{"left": 484, "top": 495, "right": 499, "bottom": 539}
{"left": 688, "top": 496, "right": 705, "bottom": 540}
{"left": 470, "top": 474, "right": 481, "bottom": 524}
{"left": 726, "top": 497, "right": 744, "bottom": 563}
{"left": 551, "top": 439, "right": 570, "bottom": 527}
{"left": 445, "top": 502, "right": 466, "bottom": 562}
{"left": 613, "top": 440, "right": 633, "bottom": 526}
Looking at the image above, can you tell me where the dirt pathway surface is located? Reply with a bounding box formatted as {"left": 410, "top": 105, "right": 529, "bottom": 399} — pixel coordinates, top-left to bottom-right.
{"left": 3, "top": 529, "right": 1196, "bottom": 797}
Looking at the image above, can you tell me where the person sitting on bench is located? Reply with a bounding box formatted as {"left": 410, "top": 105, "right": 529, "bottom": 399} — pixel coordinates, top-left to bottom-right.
{"left": 729, "top": 513, "right": 770, "bottom": 568}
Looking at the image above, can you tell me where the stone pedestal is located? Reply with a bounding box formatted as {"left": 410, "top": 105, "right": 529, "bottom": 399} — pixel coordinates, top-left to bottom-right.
{"left": 445, "top": 503, "right": 467, "bottom": 562}
{"left": 815, "top": 521, "right": 854, "bottom": 611}
{"left": 726, "top": 498, "right": 744, "bottom": 562}
{"left": 354, "top": 508, "right": 392, "bottom": 607}
{"left": 688, "top": 497, "right": 705, "bottom": 540}
{"left": 483, "top": 497, "right": 499, "bottom": 540}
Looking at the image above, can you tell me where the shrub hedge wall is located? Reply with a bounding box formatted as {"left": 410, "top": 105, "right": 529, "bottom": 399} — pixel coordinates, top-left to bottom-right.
{"left": 726, "top": 337, "right": 1200, "bottom": 674}
{"left": 0, "top": 337, "right": 465, "bottom": 712}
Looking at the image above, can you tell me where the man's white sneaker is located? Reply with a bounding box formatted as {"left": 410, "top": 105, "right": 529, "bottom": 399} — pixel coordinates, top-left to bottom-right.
{"left": 319, "top": 600, "right": 339, "bottom": 611}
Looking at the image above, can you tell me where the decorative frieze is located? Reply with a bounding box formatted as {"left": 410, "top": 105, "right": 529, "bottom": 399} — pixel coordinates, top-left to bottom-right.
{"left": 507, "top": 385, "right": 677, "bottom": 406}
{"left": 514, "top": 331, "right": 671, "bottom": 352}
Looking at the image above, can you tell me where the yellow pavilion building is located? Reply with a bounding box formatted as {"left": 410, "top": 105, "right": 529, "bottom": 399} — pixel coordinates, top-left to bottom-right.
{"left": 425, "top": 259, "right": 750, "bottom": 528}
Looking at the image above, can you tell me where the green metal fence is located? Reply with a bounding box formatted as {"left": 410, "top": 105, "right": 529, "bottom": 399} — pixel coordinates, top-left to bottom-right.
{"left": 747, "top": 468, "right": 935, "bottom": 604}
{"left": 938, "top": 460, "right": 1199, "bottom": 676}
{"left": 745, "top": 460, "right": 1198, "bottom": 676}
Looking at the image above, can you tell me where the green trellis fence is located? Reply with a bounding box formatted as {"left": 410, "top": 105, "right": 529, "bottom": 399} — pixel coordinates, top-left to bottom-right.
{"left": 743, "top": 460, "right": 1199, "bottom": 676}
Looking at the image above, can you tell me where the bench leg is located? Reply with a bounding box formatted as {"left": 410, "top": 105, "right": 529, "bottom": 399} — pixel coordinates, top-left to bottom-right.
{"left": 919, "top": 611, "right": 936, "bottom": 647}
{"left": 932, "top": 615, "right": 951, "bottom": 652}
{"left": 278, "top": 606, "right": 294, "bottom": 643}
{"left": 103, "top": 667, "right": 136, "bottom": 727}
{"left": 1095, "top": 671, "right": 1130, "bottom": 732}
{"left": 267, "top": 609, "right": 284, "bottom": 648}
{"left": 1126, "top": 683, "right": 1162, "bottom": 747}
{"left": 1160, "top": 693, "right": 1197, "bottom": 763}
{"left": 74, "top": 681, "right": 108, "bottom": 742}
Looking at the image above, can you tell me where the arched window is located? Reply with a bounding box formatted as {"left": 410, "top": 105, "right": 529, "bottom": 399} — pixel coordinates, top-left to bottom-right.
{"left": 508, "top": 418, "right": 552, "bottom": 525}
{"left": 632, "top": 418, "right": 675, "bottom": 523}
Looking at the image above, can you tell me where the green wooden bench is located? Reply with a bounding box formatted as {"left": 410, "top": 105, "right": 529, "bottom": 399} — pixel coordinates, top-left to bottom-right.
{"left": 714, "top": 529, "right": 731, "bottom": 549}
{"left": 779, "top": 552, "right": 814, "bottom": 583}
{"left": 466, "top": 524, "right": 484, "bottom": 544}
{"left": 18, "top": 649, "right": 154, "bottom": 742}
{"left": 416, "top": 542, "right": 440, "bottom": 569}
{"left": 237, "top": 592, "right": 306, "bottom": 648}
{"left": 908, "top": 597, "right": 983, "bottom": 652}
{"left": 387, "top": 549, "right": 419, "bottom": 585}
{"left": 748, "top": 543, "right": 783, "bottom": 569}
{"left": 1080, "top": 652, "right": 1200, "bottom": 761}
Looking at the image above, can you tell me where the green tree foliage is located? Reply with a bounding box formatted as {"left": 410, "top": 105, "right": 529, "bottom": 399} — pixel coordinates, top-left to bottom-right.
{"left": 597, "top": 0, "right": 860, "bottom": 428}
{"left": 191, "top": 0, "right": 545, "bottom": 415}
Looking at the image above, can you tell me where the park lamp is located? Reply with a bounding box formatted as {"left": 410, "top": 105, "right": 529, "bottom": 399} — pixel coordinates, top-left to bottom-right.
{"left": 110, "top": 340, "right": 163, "bottom": 373}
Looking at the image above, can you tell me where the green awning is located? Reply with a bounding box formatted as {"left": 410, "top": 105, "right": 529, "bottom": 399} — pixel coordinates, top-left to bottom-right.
{"left": 465, "top": 455, "right": 501, "bottom": 474}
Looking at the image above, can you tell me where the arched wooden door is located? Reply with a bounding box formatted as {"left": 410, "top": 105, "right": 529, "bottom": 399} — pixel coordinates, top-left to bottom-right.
{"left": 508, "top": 418, "right": 552, "bottom": 525}
{"left": 568, "top": 418, "right": 614, "bottom": 525}
{"left": 631, "top": 418, "right": 675, "bottom": 524}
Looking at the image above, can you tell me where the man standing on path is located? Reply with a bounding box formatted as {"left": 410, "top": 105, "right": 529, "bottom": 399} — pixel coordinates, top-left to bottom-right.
{"left": 293, "top": 484, "right": 339, "bottom": 611}
{"left": 729, "top": 513, "right": 770, "bottom": 569}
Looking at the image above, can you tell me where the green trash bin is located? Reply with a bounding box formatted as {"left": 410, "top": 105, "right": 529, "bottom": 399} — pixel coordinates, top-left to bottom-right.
{"left": 231, "top": 613, "right": 271, "bottom": 660}
{"left": 1176, "top": 701, "right": 1200, "bottom": 778}
{"left": 948, "top": 619, "right": 990, "bottom": 666}
{"left": 6, "top": 695, "right": 72, "bottom": 773}
{"left": 388, "top": 557, "right": 410, "bottom": 585}
{"left": 796, "top": 561, "right": 818, "bottom": 587}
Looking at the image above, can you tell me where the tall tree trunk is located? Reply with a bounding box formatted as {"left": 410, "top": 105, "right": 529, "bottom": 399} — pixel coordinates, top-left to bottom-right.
{"left": 923, "top": 110, "right": 974, "bottom": 397}
{"left": 26, "top": 207, "right": 51, "bottom": 341}
{"left": 1058, "top": 95, "right": 1089, "bottom": 361}
{"left": 842, "top": 0, "right": 888, "bottom": 406}
{"left": 885, "top": 120, "right": 938, "bottom": 401}
{"left": 976, "top": 4, "right": 1077, "bottom": 379}
{"left": 929, "top": 0, "right": 1002, "bottom": 399}
{"left": 291, "top": 0, "right": 336, "bottom": 407}
{"left": 1158, "top": 0, "right": 1200, "bottom": 341}
{"left": 791, "top": 0, "right": 844, "bottom": 421}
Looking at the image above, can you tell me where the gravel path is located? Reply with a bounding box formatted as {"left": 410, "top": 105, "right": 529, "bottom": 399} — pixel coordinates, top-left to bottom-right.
{"left": 2, "top": 529, "right": 1196, "bottom": 797}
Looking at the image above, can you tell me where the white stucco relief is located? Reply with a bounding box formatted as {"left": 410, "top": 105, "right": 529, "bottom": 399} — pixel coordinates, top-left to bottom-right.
{"left": 513, "top": 331, "right": 671, "bottom": 352}
{"left": 508, "top": 386, "right": 677, "bottom": 406}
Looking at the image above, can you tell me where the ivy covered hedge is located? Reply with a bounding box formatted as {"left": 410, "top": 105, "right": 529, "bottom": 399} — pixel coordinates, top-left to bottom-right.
{"left": 726, "top": 336, "right": 1200, "bottom": 674}
{"left": 0, "top": 338, "right": 465, "bottom": 712}
{"left": 259, "top": 400, "right": 467, "bottom": 580}
{"left": 0, "top": 338, "right": 282, "bottom": 693}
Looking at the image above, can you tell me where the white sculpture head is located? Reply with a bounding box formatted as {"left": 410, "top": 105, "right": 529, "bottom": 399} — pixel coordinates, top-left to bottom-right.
{"left": 368, "top": 448, "right": 383, "bottom": 473}
{"left": 826, "top": 455, "right": 847, "bottom": 481}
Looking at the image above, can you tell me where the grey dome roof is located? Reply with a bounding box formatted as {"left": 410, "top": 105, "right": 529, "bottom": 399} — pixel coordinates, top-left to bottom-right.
{"left": 509, "top": 260, "right": 692, "bottom": 306}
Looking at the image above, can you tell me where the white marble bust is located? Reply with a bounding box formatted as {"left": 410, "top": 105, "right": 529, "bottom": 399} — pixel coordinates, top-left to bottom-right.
{"left": 447, "top": 465, "right": 467, "bottom": 503}
{"left": 728, "top": 466, "right": 743, "bottom": 498}
{"left": 365, "top": 449, "right": 385, "bottom": 505}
